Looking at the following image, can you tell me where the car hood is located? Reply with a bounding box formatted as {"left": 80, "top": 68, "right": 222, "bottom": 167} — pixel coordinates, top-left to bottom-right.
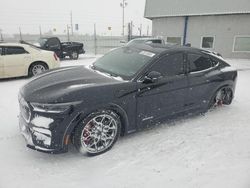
{"left": 21, "top": 66, "right": 123, "bottom": 103}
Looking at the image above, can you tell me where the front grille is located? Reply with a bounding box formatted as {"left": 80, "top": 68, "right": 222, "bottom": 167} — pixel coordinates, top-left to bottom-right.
{"left": 19, "top": 97, "right": 31, "bottom": 123}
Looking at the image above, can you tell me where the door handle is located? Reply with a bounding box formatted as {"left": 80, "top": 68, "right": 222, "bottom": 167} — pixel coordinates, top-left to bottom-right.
{"left": 165, "top": 80, "right": 173, "bottom": 84}
{"left": 139, "top": 86, "right": 151, "bottom": 92}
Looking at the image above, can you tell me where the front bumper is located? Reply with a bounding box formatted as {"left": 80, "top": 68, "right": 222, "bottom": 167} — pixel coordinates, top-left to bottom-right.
{"left": 19, "top": 114, "right": 68, "bottom": 154}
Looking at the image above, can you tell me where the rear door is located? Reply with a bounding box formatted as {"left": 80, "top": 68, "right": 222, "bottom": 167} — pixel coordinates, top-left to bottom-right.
{"left": 186, "top": 52, "right": 216, "bottom": 110}
{"left": 136, "top": 52, "right": 188, "bottom": 127}
{"left": 0, "top": 47, "right": 4, "bottom": 78}
{"left": 3, "top": 46, "right": 31, "bottom": 78}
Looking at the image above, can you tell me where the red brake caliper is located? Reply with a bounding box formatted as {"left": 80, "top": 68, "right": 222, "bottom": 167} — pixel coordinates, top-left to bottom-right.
{"left": 83, "top": 123, "right": 92, "bottom": 145}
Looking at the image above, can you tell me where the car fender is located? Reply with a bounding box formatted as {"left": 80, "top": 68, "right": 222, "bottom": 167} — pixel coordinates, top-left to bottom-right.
{"left": 62, "top": 102, "right": 130, "bottom": 148}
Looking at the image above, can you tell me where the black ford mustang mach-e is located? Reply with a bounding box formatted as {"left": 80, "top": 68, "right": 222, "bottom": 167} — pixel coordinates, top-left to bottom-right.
{"left": 18, "top": 44, "right": 237, "bottom": 155}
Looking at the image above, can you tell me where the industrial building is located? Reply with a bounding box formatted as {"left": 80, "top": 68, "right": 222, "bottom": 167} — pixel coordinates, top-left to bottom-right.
{"left": 144, "top": 0, "right": 250, "bottom": 58}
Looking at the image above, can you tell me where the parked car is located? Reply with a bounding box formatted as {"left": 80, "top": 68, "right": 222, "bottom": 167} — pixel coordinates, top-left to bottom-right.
{"left": 18, "top": 44, "right": 237, "bottom": 156}
{"left": 35, "top": 37, "right": 85, "bottom": 60}
{"left": 0, "top": 43, "right": 60, "bottom": 79}
{"left": 127, "top": 37, "right": 165, "bottom": 46}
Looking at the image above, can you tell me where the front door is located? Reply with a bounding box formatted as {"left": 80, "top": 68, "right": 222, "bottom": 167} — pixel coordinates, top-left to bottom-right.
{"left": 136, "top": 52, "right": 188, "bottom": 127}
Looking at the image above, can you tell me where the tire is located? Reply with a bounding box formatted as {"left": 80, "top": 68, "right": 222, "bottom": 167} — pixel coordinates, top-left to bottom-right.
{"left": 209, "top": 87, "right": 233, "bottom": 108}
{"left": 28, "top": 62, "right": 48, "bottom": 77}
{"left": 73, "top": 110, "right": 121, "bottom": 156}
{"left": 70, "top": 51, "right": 79, "bottom": 60}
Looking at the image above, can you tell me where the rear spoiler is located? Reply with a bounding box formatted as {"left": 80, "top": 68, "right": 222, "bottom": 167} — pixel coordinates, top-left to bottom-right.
{"left": 201, "top": 49, "right": 222, "bottom": 57}
{"left": 183, "top": 43, "right": 222, "bottom": 57}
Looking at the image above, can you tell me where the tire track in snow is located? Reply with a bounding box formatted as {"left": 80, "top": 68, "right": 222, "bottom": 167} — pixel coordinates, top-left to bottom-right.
{"left": 0, "top": 134, "right": 20, "bottom": 142}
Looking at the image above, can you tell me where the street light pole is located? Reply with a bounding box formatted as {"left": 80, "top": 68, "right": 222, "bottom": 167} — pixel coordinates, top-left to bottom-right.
{"left": 70, "top": 11, "right": 73, "bottom": 36}
{"left": 0, "top": 29, "right": 3, "bottom": 41}
{"left": 120, "top": 0, "right": 128, "bottom": 36}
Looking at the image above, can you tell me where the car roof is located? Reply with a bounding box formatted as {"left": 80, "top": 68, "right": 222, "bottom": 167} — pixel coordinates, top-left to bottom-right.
{"left": 40, "top": 37, "right": 56, "bottom": 39}
{"left": 0, "top": 43, "right": 28, "bottom": 48}
{"left": 130, "top": 38, "right": 162, "bottom": 41}
{"left": 128, "top": 43, "right": 206, "bottom": 55}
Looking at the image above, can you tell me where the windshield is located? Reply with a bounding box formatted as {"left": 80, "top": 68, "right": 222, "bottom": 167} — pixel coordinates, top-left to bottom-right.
{"left": 93, "top": 47, "right": 155, "bottom": 80}
{"left": 36, "top": 38, "right": 48, "bottom": 47}
{"left": 127, "top": 39, "right": 146, "bottom": 46}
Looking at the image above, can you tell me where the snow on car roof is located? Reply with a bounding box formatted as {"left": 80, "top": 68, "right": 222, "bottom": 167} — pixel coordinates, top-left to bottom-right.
{"left": 129, "top": 43, "right": 208, "bottom": 55}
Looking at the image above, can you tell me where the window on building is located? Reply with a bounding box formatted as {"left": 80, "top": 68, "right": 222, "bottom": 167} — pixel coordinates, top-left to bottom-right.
{"left": 150, "top": 53, "right": 184, "bottom": 77}
{"left": 166, "top": 37, "right": 182, "bottom": 45}
{"left": 201, "top": 37, "right": 214, "bottom": 48}
{"left": 233, "top": 36, "right": 250, "bottom": 52}
{"left": 5, "top": 47, "right": 27, "bottom": 55}
{"left": 188, "top": 53, "right": 213, "bottom": 73}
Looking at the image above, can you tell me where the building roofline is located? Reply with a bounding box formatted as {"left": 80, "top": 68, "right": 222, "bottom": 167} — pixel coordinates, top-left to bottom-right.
{"left": 145, "top": 11, "right": 250, "bottom": 20}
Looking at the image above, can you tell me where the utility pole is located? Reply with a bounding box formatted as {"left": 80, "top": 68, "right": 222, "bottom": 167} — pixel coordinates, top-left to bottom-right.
{"left": 19, "top": 27, "right": 23, "bottom": 41}
{"left": 67, "top": 25, "right": 70, "bottom": 42}
{"left": 139, "top": 24, "right": 142, "bottom": 36}
{"left": 94, "top": 23, "right": 97, "bottom": 55}
{"left": 130, "top": 21, "right": 133, "bottom": 38}
{"left": 120, "top": 0, "right": 128, "bottom": 36}
{"left": 70, "top": 11, "right": 73, "bottom": 36}
{"left": 0, "top": 29, "right": 3, "bottom": 41}
{"left": 39, "top": 25, "right": 42, "bottom": 37}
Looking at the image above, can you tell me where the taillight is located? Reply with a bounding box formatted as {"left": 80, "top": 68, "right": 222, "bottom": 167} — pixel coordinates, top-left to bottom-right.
{"left": 53, "top": 53, "right": 58, "bottom": 61}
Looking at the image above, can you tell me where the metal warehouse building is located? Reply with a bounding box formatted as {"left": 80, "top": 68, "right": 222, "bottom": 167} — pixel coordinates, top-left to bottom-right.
{"left": 144, "top": 0, "right": 250, "bottom": 58}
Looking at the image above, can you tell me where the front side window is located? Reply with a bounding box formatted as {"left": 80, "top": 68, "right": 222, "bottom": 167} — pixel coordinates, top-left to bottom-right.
{"left": 0, "top": 47, "right": 2, "bottom": 55}
{"left": 149, "top": 53, "right": 184, "bottom": 77}
{"left": 5, "top": 47, "right": 26, "bottom": 55}
{"left": 166, "top": 37, "right": 182, "bottom": 45}
{"left": 201, "top": 37, "right": 214, "bottom": 48}
{"left": 234, "top": 36, "right": 250, "bottom": 52}
{"left": 188, "top": 53, "right": 213, "bottom": 73}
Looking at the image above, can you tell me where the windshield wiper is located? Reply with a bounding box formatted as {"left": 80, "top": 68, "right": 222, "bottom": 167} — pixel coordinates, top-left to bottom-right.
{"left": 91, "top": 65, "right": 119, "bottom": 78}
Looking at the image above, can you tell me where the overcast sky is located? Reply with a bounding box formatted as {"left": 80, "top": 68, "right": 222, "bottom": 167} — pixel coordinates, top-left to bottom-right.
{"left": 0, "top": 0, "right": 152, "bottom": 36}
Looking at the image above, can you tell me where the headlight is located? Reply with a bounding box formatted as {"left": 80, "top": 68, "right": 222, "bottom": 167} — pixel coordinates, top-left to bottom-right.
{"left": 30, "top": 101, "right": 82, "bottom": 113}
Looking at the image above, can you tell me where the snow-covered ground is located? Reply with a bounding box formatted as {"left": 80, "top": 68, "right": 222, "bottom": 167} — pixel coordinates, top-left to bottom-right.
{"left": 0, "top": 56, "right": 250, "bottom": 188}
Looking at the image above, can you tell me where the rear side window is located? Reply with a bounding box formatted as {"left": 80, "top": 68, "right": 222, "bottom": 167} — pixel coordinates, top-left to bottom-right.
{"left": 47, "top": 38, "right": 60, "bottom": 48}
{"left": 5, "top": 47, "right": 27, "bottom": 55}
{"left": 146, "top": 40, "right": 162, "bottom": 44}
{"left": 188, "top": 53, "right": 213, "bottom": 73}
{"left": 150, "top": 53, "right": 184, "bottom": 77}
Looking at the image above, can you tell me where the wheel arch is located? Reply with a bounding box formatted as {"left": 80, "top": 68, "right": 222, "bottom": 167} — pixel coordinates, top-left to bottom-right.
{"left": 27, "top": 61, "right": 49, "bottom": 76}
{"left": 208, "top": 82, "right": 234, "bottom": 108}
{"left": 63, "top": 103, "right": 130, "bottom": 147}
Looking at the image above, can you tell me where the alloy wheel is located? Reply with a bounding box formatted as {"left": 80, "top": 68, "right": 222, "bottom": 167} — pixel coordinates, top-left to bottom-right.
{"left": 80, "top": 114, "right": 118, "bottom": 154}
{"left": 32, "top": 64, "right": 46, "bottom": 76}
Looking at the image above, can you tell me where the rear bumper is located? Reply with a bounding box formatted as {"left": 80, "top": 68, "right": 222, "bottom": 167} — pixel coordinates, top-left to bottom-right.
{"left": 79, "top": 49, "right": 85, "bottom": 54}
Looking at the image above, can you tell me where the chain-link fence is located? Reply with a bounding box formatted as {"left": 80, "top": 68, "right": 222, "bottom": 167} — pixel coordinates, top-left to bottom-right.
{"left": 1, "top": 34, "right": 127, "bottom": 55}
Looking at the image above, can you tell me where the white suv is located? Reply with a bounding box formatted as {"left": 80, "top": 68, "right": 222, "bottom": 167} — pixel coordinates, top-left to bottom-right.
{"left": 0, "top": 43, "right": 60, "bottom": 79}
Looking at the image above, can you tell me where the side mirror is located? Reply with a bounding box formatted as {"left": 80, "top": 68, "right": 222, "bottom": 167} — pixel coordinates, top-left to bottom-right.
{"left": 143, "top": 71, "right": 162, "bottom": 83}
